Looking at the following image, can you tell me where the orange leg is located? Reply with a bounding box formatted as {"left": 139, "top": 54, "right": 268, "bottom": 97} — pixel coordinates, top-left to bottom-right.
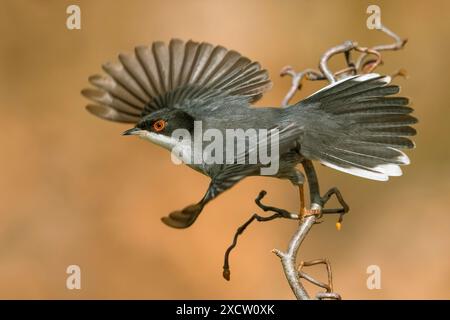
{"left": 299, "top": 184, "right": 321, "bottom": 219}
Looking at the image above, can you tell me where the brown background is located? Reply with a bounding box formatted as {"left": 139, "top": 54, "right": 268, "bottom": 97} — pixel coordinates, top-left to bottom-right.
{"left": 0, "top": 0, "right": 449, "bottom": 299}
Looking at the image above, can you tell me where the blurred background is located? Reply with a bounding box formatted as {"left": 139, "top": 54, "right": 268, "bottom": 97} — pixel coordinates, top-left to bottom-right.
{"left": 0, "top": 0, "right": 449, "bottom": 299}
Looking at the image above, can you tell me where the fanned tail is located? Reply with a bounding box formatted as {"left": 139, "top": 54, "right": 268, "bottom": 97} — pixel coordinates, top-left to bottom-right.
{"left": 294, "top": 74, "right": 417, "bottom": 181}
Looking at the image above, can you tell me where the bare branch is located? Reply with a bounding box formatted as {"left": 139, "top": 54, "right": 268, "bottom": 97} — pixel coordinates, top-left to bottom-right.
{"left": 272, "top": 215, "right": 317, "bottom": 300}
{"left": 272, "top": 160, "right": 347, "bottom": 299}
{"left": 280, "top": 67, "right": 324, "bottom": 106}
{"left": 298, "top": 269, "right": 330, "bottom": 292}
{"left": 316, "top": 292, "right": 342, "bottom": 300}
{"left": 298, "top": 259, "right": 333, "bottom": 292}
{"left": 319, "top": 40, "right": 357, "bottom": 83}
{"left": 281, "top": 24, "right": 407, "bottom": 107}
{"left": 222, "top": 191, "right": 297, "bottom": 281}
{"left": 355, "top": 24, "right": 407, "bottom": 71}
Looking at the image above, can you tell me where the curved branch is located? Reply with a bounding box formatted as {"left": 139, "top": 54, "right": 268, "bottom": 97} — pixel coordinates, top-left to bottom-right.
{"left": 355, "top": 24, "right": 407, "bottom": 71}
{"left": 319, "top": 40, "right": 357, "bottom": 83}
{"left": 272, "top": 215, "right": 316, "bottom": 300}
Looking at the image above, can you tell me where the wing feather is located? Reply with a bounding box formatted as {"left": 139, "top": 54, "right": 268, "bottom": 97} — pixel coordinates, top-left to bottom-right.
{"left": 83, "top": 39, "right": 271, "bottom": 123}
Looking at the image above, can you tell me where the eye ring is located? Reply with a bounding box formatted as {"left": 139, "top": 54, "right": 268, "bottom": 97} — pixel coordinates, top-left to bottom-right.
{"left": 152, "top": 119, "right": 167, "bottom": 132}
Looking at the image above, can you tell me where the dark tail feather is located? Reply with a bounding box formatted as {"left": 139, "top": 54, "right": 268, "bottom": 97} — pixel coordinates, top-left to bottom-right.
{"left": 295, "top": 73, "right": 417, "bottom": 181}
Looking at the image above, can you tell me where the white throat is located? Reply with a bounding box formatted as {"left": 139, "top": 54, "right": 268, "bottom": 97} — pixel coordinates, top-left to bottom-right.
{"left": 138, "top": 131, "right": 178, "bottom": 151}
{"left": 137, "top": 130, "right": 195, "bottom": 165}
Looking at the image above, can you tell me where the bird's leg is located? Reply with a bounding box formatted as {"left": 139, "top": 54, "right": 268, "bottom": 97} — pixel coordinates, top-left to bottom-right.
{"left": 161, "top": 202, "right": 205, "bottom": 229}
{"left": 161, "top": 180, "right": 229, "bottom": 229}
{"left": 299, "top": 184, "right": 321, "bottom": 220}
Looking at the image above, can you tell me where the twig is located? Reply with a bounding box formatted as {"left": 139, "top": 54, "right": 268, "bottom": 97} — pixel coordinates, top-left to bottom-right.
{"left": 298, "top": 259, "right": 333, "bottom": 292}
{"left": 223, "top": 191, "right": 296, "bottom": 281}
{"left": 272, "top": 160, "right": 342, "bottom": 300}
{"left": 222, "top": 175, "right": 349, "bottom": 285}
{"left": 280, "top": 67, "right": 324, "bottom": 106}
{"left": 355, "top": 24, "right": 407, "bottom": 71}
{"left": 297, "top": 258, "right": 342, "bottom": 299}
{"left": 273, "top": 215, "right": 316, "bottom": 300}
{"left": 280, "top": 24, "right": 407, "bottom": 107}
{"left": 222, "top": 212, "right": 279, "bottom": 281}
{"left": 319, "top": 40, "right": 357, "bottom": 83}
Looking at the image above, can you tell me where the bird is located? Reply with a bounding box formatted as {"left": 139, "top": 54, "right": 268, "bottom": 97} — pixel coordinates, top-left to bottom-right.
{"left": 81, "top": 39, "right": 417, "bottom": 229}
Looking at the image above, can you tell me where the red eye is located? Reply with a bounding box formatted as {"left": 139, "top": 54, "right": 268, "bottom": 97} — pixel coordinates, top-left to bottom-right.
{"left": 153, "top": 119, "right": 166, "bottom": 132}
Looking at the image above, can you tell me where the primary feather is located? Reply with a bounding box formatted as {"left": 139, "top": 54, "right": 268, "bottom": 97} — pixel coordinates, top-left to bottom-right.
{"left": 82, "top": 39, "right": 272, "bottom": 122}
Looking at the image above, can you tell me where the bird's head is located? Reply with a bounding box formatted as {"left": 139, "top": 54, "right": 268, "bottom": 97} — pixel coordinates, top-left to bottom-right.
{"left": 122, "top": 109, "right": 195, "bottom": 151}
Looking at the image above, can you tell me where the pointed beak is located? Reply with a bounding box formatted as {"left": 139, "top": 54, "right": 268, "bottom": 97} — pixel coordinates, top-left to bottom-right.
{"left": 122, "top": 127, "right": 141, "bottom": 136}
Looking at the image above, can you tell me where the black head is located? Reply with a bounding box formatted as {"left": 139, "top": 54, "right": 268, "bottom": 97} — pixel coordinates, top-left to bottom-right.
{"left": 123, "top": 109, "right": 195, "bottom": 137}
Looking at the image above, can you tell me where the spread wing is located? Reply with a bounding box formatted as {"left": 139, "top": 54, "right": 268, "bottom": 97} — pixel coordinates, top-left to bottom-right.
{"left": 82, "top": 39, "right": 272, "bottom": 123}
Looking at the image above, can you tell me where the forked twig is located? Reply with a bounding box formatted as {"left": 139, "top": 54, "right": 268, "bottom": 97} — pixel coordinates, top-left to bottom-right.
{"left": 272, "top": 160, "right": 346, "bottom": 300}
{"left": 281, "top": 24, "right": 407, "bottom": 106}
{"left": 223, "top": 191, "right": 296, "bottom": 281}
{"left": 223, "top": 175, "right": 349, "bottom": 293}
{"left": 355, "top": 25, "right": 407, "bottom": 71}
{"left": 319, "top": 40, "right": 357, "bottom": 83}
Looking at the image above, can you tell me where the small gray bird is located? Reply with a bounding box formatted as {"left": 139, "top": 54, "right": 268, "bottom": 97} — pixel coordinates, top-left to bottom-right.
{"left": 82, "top": 39, "right": 417, "bottom": 228}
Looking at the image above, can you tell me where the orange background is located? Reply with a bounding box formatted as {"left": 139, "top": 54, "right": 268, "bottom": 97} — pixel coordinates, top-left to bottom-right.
{"left": 0, "top": 0, "right": 449, "bottom": 299}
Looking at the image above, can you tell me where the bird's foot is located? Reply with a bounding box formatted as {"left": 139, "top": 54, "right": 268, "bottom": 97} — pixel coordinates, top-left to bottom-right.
{"left": 300, "top": 208, "right": 322, "bottom": 217}
{"left": 299, "top": 207, "right": 322, "bottom": 221}
{"left": 161, "top": 203, "right": 203, "bottom": 229}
